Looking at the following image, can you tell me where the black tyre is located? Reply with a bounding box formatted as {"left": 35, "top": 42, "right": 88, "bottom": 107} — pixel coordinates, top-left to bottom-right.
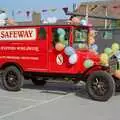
{"left": 86, "top": 71, "right": 115, "bottom": 101}
{"left": 113, "top": 76, "right": 120, "bottom": 92}
{"left": 31, "top": 77, "right": 47, "bottom": 86}
{"left": 1, "top": 66, "right": 23, "bottom": 91}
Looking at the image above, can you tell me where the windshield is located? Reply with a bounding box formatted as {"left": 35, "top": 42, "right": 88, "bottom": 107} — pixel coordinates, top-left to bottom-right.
{"left": 73, "top": 27, "right": 88, "bottom": 49}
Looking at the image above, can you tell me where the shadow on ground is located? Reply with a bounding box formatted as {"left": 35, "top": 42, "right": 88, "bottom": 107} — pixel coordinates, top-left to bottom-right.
{"left": 22, "top": 80, "right": 90, "bottom": 100}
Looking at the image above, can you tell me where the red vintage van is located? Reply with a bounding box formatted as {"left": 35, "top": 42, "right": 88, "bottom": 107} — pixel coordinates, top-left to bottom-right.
{"left": 0, "top": 24, "right": 115, "bottom": 101}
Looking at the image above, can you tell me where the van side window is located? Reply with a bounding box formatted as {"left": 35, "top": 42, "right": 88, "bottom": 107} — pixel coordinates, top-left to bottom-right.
{"left": 52, "top": 28, "right": 69, "bottom": 47}
{"left": 38, "top": 28, "right": 46, "bottom": 40}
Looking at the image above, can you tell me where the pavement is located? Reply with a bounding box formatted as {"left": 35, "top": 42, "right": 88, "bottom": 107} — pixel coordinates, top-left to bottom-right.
{"left": 0, "top": 79, "right": 119, "bottom": 120}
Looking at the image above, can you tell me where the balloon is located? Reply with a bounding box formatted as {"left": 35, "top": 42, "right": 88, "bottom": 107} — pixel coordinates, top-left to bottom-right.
{"left": 78, "top": 43, "right": 86, "bottom": 49}
{"left": 114, "top": 70, "right": 120, "bottom": 79}
{"left": 91, "top": 44, "right": 98, "bottom": 51}
{"left": 0, "top": 13, "right": 7, "bottom": 20}
{"left": 112, "top": 43, "right": 119, "bottom": 53}
{"left": 100, "top": 53, "right": 109, "bottom": 65}
{"left": 69, "top": 54, "right": 78, "bottom": 64}
{"left": 0, "top": 19, "right": 6, "bottom": 26}
{"left": 88, "top": 37, "right": 95, "bottom": 45}
{"left": 64, "top": 46, "right": 75, "bottom": 56}
{"left": 83, "top": 59, "right": 94, "bottom": 68}
{"left": 89, "top": 30, "right": 96, "bottom": 37}
{"left": 104, "top": 47, "right": 112, "bottom": 56}
{"left": 57, "top": 28, "right": 65, "bottom": 35}
{"left": 59, "top": 34, "right": 65, "bottom": 41}
{"left": 7, "top": 18, "right": 17, "bottom": 25}
{"left": 55, "top": 42, "right": 65, "bottom": 51}
{"left": 115, "top": 51, "right": 120, "bottom": 59}
{"left": 63, "top": 40, "right": 68, "bottom": 46}
{"left": 87, "top": 23, "right": 93, "bottom": 27}
{"left": 80, "top": 19, "right": 87, "bottom": 26}
{"left": 72, "top": 17, "right": 80, "bottom": 24}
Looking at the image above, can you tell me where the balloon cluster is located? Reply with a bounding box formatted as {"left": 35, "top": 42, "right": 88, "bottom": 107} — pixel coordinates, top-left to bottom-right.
{"left": 88, "top": 30, "right": 98, "bottom": 52}
{"left": 0, "top": 12, "right": 17, "bottom": 26}
{"left": 100, "top": 43, "right": 120, "bottom": 66}
{"left": 67, "top": 17, "right": 88, "bottom": 26}
{"left": 55, "top": 28, "right": 67, "bottom": 52}
{"left": 64, "top": 46, "right": 78, "bottom": 65}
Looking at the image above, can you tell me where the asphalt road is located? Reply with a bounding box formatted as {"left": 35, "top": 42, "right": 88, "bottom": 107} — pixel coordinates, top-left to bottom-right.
{"left": 0, "top": 79, "right": 119, "bottom": 120}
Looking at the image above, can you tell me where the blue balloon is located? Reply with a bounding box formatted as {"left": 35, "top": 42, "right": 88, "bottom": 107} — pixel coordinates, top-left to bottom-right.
{"left": 64, "top": 46, "right": 75, "bottom": 56}
{"left": 57, "top": 28, "right": 65, "bottom": 35}
{"left": 91, "top": 44, "right": 98, "bottom": 51}
{"left": 0, "top": 13, "right": 7, "bottom": 20}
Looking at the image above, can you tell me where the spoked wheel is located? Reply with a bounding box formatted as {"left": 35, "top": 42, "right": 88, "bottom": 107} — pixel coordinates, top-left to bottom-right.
{"left": 1, "top": 66, "right": 23, "bottom": 91}
{"left": 86, "top": 71, "right": 115, "bottom": 101}
{"left": 31, "top": 77, "right": 47, "bottom": 86}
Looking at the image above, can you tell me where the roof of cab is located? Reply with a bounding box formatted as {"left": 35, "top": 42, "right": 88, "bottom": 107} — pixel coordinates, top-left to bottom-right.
{"left": 0, "top": 23, "right": 91, "bottom": 29}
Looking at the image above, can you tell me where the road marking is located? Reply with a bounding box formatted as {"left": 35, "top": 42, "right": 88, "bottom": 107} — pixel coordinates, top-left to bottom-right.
{"left": 0, "top": 93, "right": 73, "bottom": 119}
{"left": 0, "top": 96, "right": 42, "bottom": 102}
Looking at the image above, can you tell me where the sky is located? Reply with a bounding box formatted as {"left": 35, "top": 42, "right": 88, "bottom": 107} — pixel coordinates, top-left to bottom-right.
{"left": 0, "top": 0, "right": 106, "bottom": 21}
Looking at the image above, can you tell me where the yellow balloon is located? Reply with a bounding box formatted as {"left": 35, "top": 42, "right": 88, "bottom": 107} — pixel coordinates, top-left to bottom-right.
{"left": 112, "top": 43, "right": 119, "bottom": 53}
{"left": 100, "top": 53, "right": 109, "bottom": 65}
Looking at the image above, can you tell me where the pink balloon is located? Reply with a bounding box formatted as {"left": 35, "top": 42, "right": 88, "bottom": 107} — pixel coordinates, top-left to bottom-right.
{"left": 72, "top": 17, "right": 80, "bottom": 24}
{"left": 87, "top": 23, "right": 93, "bottom": 27}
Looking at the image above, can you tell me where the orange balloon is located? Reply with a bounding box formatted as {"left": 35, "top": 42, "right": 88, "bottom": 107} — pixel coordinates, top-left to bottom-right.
{"left": 89, "top": 30, "right": 96, "bottom": 37}
{"left": 55, "top": 42, "right": 65, "bottom": 51}
{"left": 88, "top": 37, "right": 95, "bottom": 45}
{"left": 114, "top": 70, "right": 120, "bottom": 79}
{"left": 7, "top": 18, "right": 17, "bottom": 25}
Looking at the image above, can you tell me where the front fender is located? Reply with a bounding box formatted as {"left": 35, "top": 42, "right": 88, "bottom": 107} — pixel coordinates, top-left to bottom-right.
{"left": 83, "top": 65, "right": 109, "bottom": 77}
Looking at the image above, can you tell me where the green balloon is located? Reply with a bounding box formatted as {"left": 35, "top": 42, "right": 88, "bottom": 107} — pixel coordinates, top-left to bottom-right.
{"left": 79, "top": 43, "right": 86, "bottom": 49}
{"left": 104, "top": 48, "right": 112, "bottom": 55}
{"left": 84, "top": 59, "right": 94, "bottom": 68}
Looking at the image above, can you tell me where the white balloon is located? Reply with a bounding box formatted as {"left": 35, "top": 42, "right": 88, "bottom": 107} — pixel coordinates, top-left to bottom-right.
{"left": 115, "top": 51, "right": 120, "bottom": 59}
{"left": 69, "top": 54, "right": 78, "bottom": 64}
{"left": 0, "top": 13, "right": 7, "bottom": 20}
{"left": 0, "top": 19, "right": 6, "bottom": 26}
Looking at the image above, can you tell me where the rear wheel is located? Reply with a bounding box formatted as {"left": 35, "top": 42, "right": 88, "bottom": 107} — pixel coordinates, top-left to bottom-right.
{"left": 1, "top": 66, "right": 23, "bottom": 91}
{"left": 86, "top": 71, "right": 115, "bottom": 101}
{"left": 31, "top": 77, "right": 47, "bottom": 86}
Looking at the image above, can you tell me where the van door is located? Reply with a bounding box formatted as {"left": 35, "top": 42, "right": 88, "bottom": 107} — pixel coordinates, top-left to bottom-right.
{"left": 37, "top": 27, "right": 48, "bottom": 71}
{"left": 49, "top": 26, "right": 73, "bottom": 73}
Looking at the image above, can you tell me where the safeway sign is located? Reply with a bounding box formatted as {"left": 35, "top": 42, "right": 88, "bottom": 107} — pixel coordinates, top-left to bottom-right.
{"left": 0, "top": 28, "right": 36, "bottom": 40}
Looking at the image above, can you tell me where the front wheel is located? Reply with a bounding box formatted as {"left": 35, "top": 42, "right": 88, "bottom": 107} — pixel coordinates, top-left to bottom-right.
{"left": 86, "top": 71, "right": 115, "bottom": 101}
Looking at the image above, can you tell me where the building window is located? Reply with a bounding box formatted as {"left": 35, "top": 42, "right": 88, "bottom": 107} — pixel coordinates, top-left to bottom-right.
{"left": 103, "top": 31, "right": 113, "bottom": 40}
{"left": 38, "top": 27, "right": 46, "bottom": 40}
